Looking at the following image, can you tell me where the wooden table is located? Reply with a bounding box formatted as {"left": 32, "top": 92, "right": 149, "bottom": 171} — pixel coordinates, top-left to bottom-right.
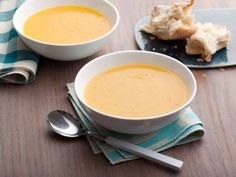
{"left": 1, "top": 0, "right": 236, "bottom": 176}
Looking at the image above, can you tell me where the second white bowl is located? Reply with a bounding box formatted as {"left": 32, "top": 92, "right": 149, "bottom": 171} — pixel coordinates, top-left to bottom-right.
{"left": 74, "top": 50, "right": 197, "bottom": 134}
{"left": 13, "top": 0, "right": 119, "bottom": 61}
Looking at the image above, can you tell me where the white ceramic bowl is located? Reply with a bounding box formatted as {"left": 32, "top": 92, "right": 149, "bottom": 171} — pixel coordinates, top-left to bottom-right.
{"left": 74, "top": 51, "right": 197, "bottom": 134}
{"left": 13, "top": 0, "right": 119, "bottom": 61}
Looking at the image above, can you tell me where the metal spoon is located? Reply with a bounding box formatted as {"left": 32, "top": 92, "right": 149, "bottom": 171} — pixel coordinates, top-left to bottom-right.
{"left": 47, "top": 110, "right": 183, "bottom": 171}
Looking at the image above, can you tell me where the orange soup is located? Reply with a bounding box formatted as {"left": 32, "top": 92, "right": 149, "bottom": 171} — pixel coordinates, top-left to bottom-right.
{"left": 23, "top": 6, "right": 111, "bottom": 44}
{"left": 84, "top": 64, "right": 189, "bottom": 118}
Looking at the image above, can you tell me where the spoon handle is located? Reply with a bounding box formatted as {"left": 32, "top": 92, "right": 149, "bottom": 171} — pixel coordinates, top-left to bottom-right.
{"left": 105, "top": 136, "right": 183, "bottom": 171}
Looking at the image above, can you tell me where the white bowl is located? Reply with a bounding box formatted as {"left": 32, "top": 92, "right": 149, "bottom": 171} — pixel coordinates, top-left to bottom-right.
{"left": 74, "top": 50, "right": 197, "bottom": 134}
{"left": 13, "top": 0, "right": 119, "bottom": 61}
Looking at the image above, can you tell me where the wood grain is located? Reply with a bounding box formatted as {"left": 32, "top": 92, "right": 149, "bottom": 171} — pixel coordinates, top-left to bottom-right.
{"left": 1, "top": 0, "right": 236, "bottom": 176}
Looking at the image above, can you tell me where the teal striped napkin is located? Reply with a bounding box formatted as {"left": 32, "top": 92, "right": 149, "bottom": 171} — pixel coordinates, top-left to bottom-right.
{"left": 0, "top": 0, "right": 39, "bottom": 84}
{"left": 66, "top": 83, "right": 205, "bottom": 164}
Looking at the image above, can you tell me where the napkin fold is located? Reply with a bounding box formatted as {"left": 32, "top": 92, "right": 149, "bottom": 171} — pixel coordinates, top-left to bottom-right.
{"left": 66, "top": 83, "right": 205, "bottom": 164}
{"left": 0, "top": 0, "right": 39, "bottom": 84}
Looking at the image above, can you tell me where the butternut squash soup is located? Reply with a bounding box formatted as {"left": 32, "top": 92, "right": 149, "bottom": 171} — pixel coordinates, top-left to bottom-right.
{"left": 23, "top": 6, "right": 111, "bottom": 44}
{"left": 84, "top": 64, "right": 189, "bottom": 118}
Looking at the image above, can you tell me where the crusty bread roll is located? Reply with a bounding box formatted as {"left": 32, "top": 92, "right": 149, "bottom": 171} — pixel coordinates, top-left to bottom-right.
{"left": 142, "top": 0, "right": 198, "bottom": 40}
{"left": 186, "top": 23, "right": 231, "bottom": 62}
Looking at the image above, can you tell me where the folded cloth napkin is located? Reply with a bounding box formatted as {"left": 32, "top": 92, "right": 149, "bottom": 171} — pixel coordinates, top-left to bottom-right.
{"left": 67, "top": 82, "right": 205, "bottom": 164}
{"left": 0, "top": 0, "right": 40, "bottom": 84}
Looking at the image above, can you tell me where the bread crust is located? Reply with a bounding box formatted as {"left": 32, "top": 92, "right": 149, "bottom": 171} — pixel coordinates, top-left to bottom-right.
{"left": 142, "top": 0, "right": 197, "bottom": 40}
{"left": 186, "top": 23, "right": 231, "bottom": 62}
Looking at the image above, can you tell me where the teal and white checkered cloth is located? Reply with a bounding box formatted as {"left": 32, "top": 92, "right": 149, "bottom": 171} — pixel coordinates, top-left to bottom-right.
{"left": 66, "top": 83, "right": 205, "bottom": 164}
{"left": 0, "top": 0, "right": 39, "bottom": 84}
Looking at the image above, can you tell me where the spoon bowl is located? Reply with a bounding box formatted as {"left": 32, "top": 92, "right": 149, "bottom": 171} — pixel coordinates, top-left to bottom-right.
{"left": 47, "top": 110, "right": 86, "bottom": 138}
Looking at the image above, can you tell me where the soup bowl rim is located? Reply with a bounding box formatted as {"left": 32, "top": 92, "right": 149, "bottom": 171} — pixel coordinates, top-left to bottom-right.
{"left": 74, "top": 50, "right": 197, "bottom": 121}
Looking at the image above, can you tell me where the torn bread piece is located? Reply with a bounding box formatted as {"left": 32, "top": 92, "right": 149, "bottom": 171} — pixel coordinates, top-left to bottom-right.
{"left": 142, "top": 0, "right": 198, "bottom": 40}
{"left": 186, "top": 23, "right": 231, "bottom": 62}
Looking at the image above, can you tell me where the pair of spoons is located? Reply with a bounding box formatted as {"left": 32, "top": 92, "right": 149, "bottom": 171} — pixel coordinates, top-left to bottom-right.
{"left": 47, "top": 110, "right": 183, "bottom": 171}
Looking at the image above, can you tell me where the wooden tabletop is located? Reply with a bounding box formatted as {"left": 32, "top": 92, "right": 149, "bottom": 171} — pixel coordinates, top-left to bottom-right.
{"left": 1, "top": 0, "right": 236, "bottom": 176}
